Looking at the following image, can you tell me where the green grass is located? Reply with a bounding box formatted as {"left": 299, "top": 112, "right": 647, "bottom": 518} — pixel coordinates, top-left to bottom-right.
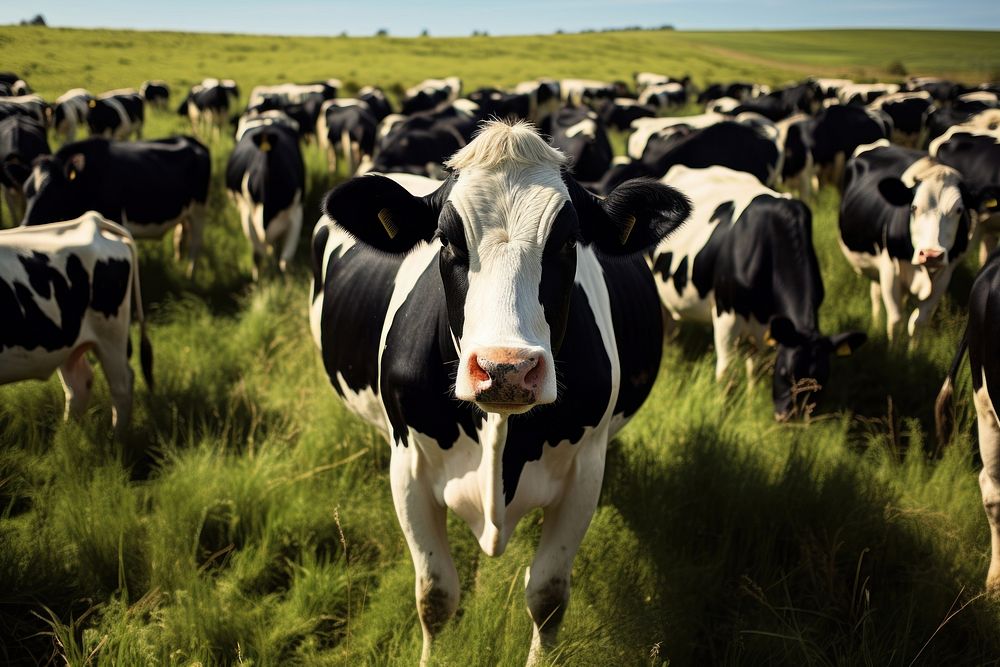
{"left": 2, "top": 24, "right": 1000, "bottom": 667}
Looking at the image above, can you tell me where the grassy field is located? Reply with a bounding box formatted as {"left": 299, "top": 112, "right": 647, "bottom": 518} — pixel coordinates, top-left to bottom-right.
{"left": 2, "top": 25, "right": 1000, "bottom": 666}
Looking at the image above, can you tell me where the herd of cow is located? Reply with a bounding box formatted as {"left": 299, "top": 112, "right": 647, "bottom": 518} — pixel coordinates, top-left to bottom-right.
{"left": 2, "top": 67, "right": 1000, "bottom": 664}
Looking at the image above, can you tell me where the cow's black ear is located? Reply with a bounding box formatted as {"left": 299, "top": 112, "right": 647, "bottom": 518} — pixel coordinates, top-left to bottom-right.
{"left": 64, "top": 153, "right": 85, "bottom": 181}
{"left": 824, "top": 331, "right": 868, "bottom": 357}
{"left": 575, "top": 177, "right": 690, "bottom": 255}
{"left": 878, "top": 177, "right": 913, "bottom": 206}
{"left": 769, "top": 316, "right": 804, "bottom": 346}
{"left": 322, "top": 175, "right": 441, "bottom": 253}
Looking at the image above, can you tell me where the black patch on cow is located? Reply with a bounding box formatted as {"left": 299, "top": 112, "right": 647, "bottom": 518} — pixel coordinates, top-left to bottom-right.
{"left": 672, "top": 255, "right": 688, "bottom": 294}
{"left": 691, "top": 201, "right": 735, "bottom": 299}
{"left": 651, "top": 251, "right": 672, "bottom": 282}
{"left": 968, "top": 251, "right": 1000, "bottom": 413}
{"left": 381, "top": 257, "right": 482, "bottom": 449}
{"left": 0, "top": 252, "right": 89, "bottom": 353}
{"left": 90, "top": 258, "right": 130, "bottom": 317}
{"left": 436, "top": 202, "right": 470, "bottom": 339}
{"left": 538, "top": 203, "right": 579, "bottom": 355}
{"left": 311, "top": 224, "right": 331, "bottom": 301}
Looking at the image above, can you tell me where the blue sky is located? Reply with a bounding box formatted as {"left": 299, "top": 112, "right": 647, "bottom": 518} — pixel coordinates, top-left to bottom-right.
{"left": 3, "top": 1, "right": 999, "bottom": 36}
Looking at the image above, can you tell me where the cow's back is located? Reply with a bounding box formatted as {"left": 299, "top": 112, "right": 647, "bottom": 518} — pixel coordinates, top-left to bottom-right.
{"left": 840, "top": 145, "right": 922, "bottom": 257}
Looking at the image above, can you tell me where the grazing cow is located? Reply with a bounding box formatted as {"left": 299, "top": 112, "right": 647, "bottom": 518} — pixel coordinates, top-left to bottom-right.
{"left": 559, "top": 79, "right": 621, "bottom": 107}
{"left": 467, "top": 88, "right": 531, "bottom": 122}
{"left": 652, "top": 165, "right": 865, "bottom": 419}
{"left": 776, "top": 113, "right": 817, "bottom": 200}
{"left": 775, "top": 82, "right": 820, "bottom": 114}
{"left": 22, "top": 136, "right": 211, "bottom": 277}
{"left": 905, "top": 76, "right": 962, "bottom": 104}
{"left": 956, "top": 91, "right": 1000, "bottom": 113}
{"left": 869, "top": 91, "right": 933, "bottom": 147}
{"left": 541, "top": 107, "right": 612, "bottom": 183}
{"left": 140, "top": 80, "right": 170, "bottom": 109}
{"left": 810, "top": 77, "right": 853, "bottom": 101}
{"left": 0, "top": 211, "right": 153, "bottom": 436}
{"left": 310, "top": 121, "right": 690, "bottom": 666}
{"left": 88, "top": 89, "right": 144, "bottom": 140}
{"left": 365, "top": 101, "right": 479, "bottom": 177}
{"left": 226, "top": 118, "right": 305, "bottom": 278}
{"left": 514, "top": 79, "right": 561, "bottom": 123}
{"left": 599, "top": 120, "right": 780, "bottom": 194}
{"left": 0, "top": 73, "right": 30, "bottom": 96}
{"left": 728, "top": 94, "right": 794, "bottom": 122}
{"left": 358, "top": 86, "right": 393, "bottom": 122}
{"left": 626, "top": 113, "right": 725, "bottom": 161}
{"left": 931, "top": 125, "right": 1000, "bottom": 262}
{"left": 53, "top": 88, "right": 94, "bottom": 142}
{"left": 810, "top": 104, "right": 892, "bottom": 187}
{"left": 935, "top": 250, "right": 1000, "bottom": 591}
{"left": 0, "top": 94, "right": 49, "bottom": 125}
{"left": 178, "top": 79, "right": 239, "bottom": 137}
{"left": 0, "top": 116, "right": 50, "bottom": 225}
{"left": 402, "top": 77, "right": 462, "bottom": 115}
{"left": 598, "top": 97, "right": 656, "bottom": 131}
{"left": 248, "top": 80, "right": 339, "bottom": 108}
{"left": 317, "top": 99, "right": 378, "bottom": 174}
{"left": 838, "top": 83, "right": 901, "bottom": 106}
{"left": 839, "top": 142, "right": 973, "bottom": 343}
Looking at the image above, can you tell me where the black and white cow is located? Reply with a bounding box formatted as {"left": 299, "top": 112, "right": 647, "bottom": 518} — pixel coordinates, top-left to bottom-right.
{"left": 53, "top": 88, "right": 94, "bottom": 142}
{"left": 365, "top": 100, "right": 480, "bottom": 177}
{"left": 0, "top": 116, "right": 50, "bottom": 225}
{"left": 317, "top": 99, "right": 379, "bottom": 174}
{"left": 140, "top": 80, "right": 170, "bottom": 109}
{"left": 358, "top": 86, "right": 393, "bottom": 122}
{"left": 310, "top": 121, "right": 689, "bottom": 665}
{"left": 0, "top": 211, "right": 153, "bottom": 436}
{"left": 226, "top": 117, "right": 305, "bottom": 278}
{"left": 810, "top": 104, "right": 892, "bottom": 187}
{"left": 178, "top": 78, "right": 239, "bottom": 137}
{"left": 776, "top": 113, "right": 817, "bottom": 200}
{"left": 88, "top": 89, "right": 144, "bottom": 140}
{"left": 248, "top": 80, "right": 339, "bottom": 108}
{"left": 728, "top": 94, "right": 794, "bottom": 122}
{"left": 559, "top": 79, "right": 621, "bottom": 107}
{"left": 868, "top": 91, "right": 933, "bottom": 147}
{"left": 931, "top": 125, "right": 1000, "bottom": 262}
{"left": 22, "top": 136, "right": 211, "bottom": 277}
{"left": 467, "top": 88, "right": 531, "bottom": 123}
{"left": 905, "top": 76, "right": 962, "bottom": 104}
{"left": 838, "top": 83, "right": 901, "bottom": 106}
{"left": 625, "top": 113, "right": 726, "bottom": 161}
{"left": 0, "top": 73, "right": 30, "bottom": 97}
{"left": 839, "top": 142, "right": 973, "bottom": 344}
{"left": 542, "top": 107, "right": 612, "bottom": 183}
{"left": 652, "top": 164, "right": 865, "bottom": 420}
{"left": 638, "top": 82, "right": 688, "bottom": 108}
{"left": 935, "top": 250, "right": 1000, "bottom": 591}
{"left": 514, "top": 79, "right": 561, "bottom": 122}
{"left": 775, "top": 82, "right": 820, "bottom": 114}
{"left": 0, "top": 94, "right": 49, "bottom": 125}
{"left": 598, "top": 98, "right": 656, "bottom": 131}
{"left": 402, "top": 77, "right": 462, "bottom": 115}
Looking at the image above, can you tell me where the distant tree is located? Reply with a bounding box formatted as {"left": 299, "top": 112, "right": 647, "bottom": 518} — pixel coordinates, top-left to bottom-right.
{"left": 555, "top": 28, "right": 564, "bottom": 34}
{"left": 20, "top": 14, "right": 46, "bottom": 26}
{"left": 376, "top": 28, "right": 389, "bottom": 37}
{"left": 887, "top": 60, "right": 908, "bottom": 76}
{"left": 339, "top": 30, "right": 348, "bottom": 38}
{"left": 659, "top": 24, "right": 675, "bottom": 30}
{"left": 421, "top": 28, "right": 429, "bottom": 37}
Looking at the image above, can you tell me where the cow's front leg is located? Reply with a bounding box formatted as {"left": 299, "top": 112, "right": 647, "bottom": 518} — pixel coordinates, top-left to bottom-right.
{"left": 975, "top": 385, "right": 1000, "bottom": 592}
{"left": 906, "top": 265, "right": 956, "bottom": 348}
{"left": 94, "top": 339, "right": 135, "bottom": 436}
{"left": 711, "top": 309, "right": 740, "bottom": 381}
{"left": 58, "top": 345, "right": 94, "bottom": 421}
{"left": 877, "top": 257, "right": 904, "bottom": 343}
{"left": 389, "top": 446, "right": 459, "bottom": 666}
{"left": 278, "top": 202, "right": 303, "bottom": 274}
{"left": 525, "top": 438, "right": 606, "bottom": 666}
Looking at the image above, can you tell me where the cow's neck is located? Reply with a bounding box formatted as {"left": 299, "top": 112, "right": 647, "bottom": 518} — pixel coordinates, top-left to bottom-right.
{"left": 477, "top": 411, "right": 508, "bottom": 556}
{"left": 770, "top": 227, "right": 821, "bottom": 335}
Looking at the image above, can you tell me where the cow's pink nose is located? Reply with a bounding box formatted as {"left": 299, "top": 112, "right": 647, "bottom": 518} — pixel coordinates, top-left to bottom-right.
{"left": 468, "top": 347, "right": 544, "bottom": 407}
{"left": 918, "top": 248, "right": 944, "bottom": 265}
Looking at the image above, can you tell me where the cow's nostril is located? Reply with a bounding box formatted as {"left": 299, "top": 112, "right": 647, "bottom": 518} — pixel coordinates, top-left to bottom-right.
{"left": 470, "top": 354, "right": 490, "bottom": 383}
{"left": 524, "top": 357, "right": 543, "bottom": 387}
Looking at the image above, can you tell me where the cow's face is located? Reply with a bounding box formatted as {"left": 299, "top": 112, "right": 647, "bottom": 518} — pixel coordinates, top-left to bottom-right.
{"left": 22, "top": 154, "right": 88, "bottom": 225}
{"left": 323, "top": 121, "right": 689, "bottom": 415}
{"left": 770, "top": 317, "right": 867, "bottom": 421}
{"left": 878, "top": 165, "right": 967, "bottom": 268}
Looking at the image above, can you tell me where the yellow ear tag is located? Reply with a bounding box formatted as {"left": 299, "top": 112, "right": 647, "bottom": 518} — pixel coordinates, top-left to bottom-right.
{"left": 88, "top": 99, "right": 96, "bottom": 108}
{"left": 620, "top": 215, "right": 636, "bottom": 245}
{"left": 260, "top": 139, "right": 271, "bottom": 152}
{"left": 765, "top": 332, "right": 778, "bottom": 347}
{"left": 836, "top": 342, "right": 852, "bottom": 357}
{"left": 68, "top": 169, "right": 76, "bottom": 181}
{"left": 985, "top": 198, "right": 999, "bottom": 210}
{"left": 377, "top": 208, "right": 398, "bottom": 239}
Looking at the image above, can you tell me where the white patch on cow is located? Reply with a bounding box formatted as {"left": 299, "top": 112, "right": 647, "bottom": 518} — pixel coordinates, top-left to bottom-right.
{"left": 638, "top": 82, "right": 682, "bottom": 105}
{"left": 901, "top": 157, "right": 965, "bottom": 265}
{"left": 708, "top": 96, "right": 740, "bottom": 113}
{"left": 626, "top": 112, "right": 724, "bottom": 160}
{"left": 853, "top": 138, "right": 892, "bottom": 158}
{"left": 564, "top": 117, "right": 597, "bottom": 139}
{"left": 236, "top": 111, "right": 299, "bottom": 141}
{"left": 929, "top": 111, "right": 1000, "bottom": 155}
{"left": 838, "top": 82, "right": 900, "bottom": 105}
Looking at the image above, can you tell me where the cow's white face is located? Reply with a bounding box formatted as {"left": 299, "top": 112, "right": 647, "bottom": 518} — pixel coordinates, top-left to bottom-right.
{"left": 908, "top": 175, "right": 964, "bottom": 267}
{"left": 445, "top": 164, "right": 573, "bottom": 412}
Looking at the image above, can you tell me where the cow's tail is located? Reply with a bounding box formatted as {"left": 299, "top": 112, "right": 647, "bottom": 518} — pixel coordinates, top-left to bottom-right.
{"left": 935, "top": 324, "right": 969, "bottom": 449}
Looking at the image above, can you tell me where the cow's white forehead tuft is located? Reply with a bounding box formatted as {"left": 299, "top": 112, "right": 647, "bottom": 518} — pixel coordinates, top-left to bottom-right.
{"left": 446, "top": 120, "right": 568, "bottom": 171}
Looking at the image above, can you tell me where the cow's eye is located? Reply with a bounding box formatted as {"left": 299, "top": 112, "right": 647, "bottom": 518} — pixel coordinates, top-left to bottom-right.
{"left": 564, "top": 238, "right": 577, "bottom": 252}
{"left": 438, "top": 234, "right": 450, "bottom": 247}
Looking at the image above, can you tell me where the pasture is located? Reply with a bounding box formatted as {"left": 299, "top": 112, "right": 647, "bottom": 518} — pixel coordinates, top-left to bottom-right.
{"left": 2, "top": 25, "right": 1000, "bottom": 666}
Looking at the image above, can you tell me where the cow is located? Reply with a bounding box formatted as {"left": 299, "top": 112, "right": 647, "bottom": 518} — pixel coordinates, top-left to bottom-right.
{"left": 838, "top": 83, "right": 901, "bottom": 106}
{"left": 559, "top": 79, "right": 621, "bottom": 107}
{"left": 727, "top": 94, "right": 794, "bottom": 122}
{"left": 905, "top": 76, "right": 963, "bottom": 104}
{"left": 178, "top": 79, "right": 239, "bottom": 138}
{"left": 0, "top": 211, "right": 153, "bottom": 437}
{"left": 626, "top": 113, "right": 726, "bottom": 161}
{"left": 514, "top": 79, "right": 561, "bottom": 123}
{"left": 810, "top": 104, "right": 892, "bottom": 188}
{"left": 247, "top": 80, "right": 339, "bottom": 108}
{"left": 839, "top": 142, "right": 973, "bottom": 344}
{"left": 810, "top": 77, "right": 853, "bottom": 101}
{"left": 0, "top": 94, "right": 49, "bottom": 125}
{"left": 931, "top": 124, "right": 1000, "bottom": 262}
{"left": 317, "top": 99, "right": 378, "bottom": 174}
{"left": 0, "top": 73, "right": 30, "bottom": 97}
{"left": 309, "top": 120, "right": 690, "bottom": 666}
{"left": 869, "top": 91, "right": 933, "bottom": 147}
{"left": 775, "top": 82, "right": 820, "bottom": 114}
{"left": 53, "top": 88, "right": 94, "bottom": 142}
{"left": 0, "top": 116, "right": 50, "bottom": 226}
{"left": 638, "top": 82, "right": 688, "bottom": 108}
{"left": 935, "top": 250, "right": 1000, "bottom": 594}
{"left": 402, "top": 77, "right": 462, "bottom": 115}
{"left": 776, "top": 113, "right": 817, "bottom": 200}
{"left": 652, "top": 164, "right": 866, "bottom": 419}
{"left": 599, "top": 120, "right": 780, "bottom": 194}
{"left": 364, "top": 101, "right": 479, "bottom": 177}
{"left": 467, "top": 88, "right": 532, "bottom": 123}
{"left": 22, "top": 136, "right": 211, "bottom": 277}
{"left": 598, "top": 97, "right": 656, "bottom": 131}
{"left": 541, "top": 107, "right": 612, "bottom": 183}
{"left": 226, "top": 117, "right": 305, "bottom": 279}
{"left": 358, "top": 86, "right": 393, "bottom": 122}
{"left": 140, "top": 80, "right": 170, "bottom": 109}
{"left": 88, "top": 89, "right": 144, "bottom": 140}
